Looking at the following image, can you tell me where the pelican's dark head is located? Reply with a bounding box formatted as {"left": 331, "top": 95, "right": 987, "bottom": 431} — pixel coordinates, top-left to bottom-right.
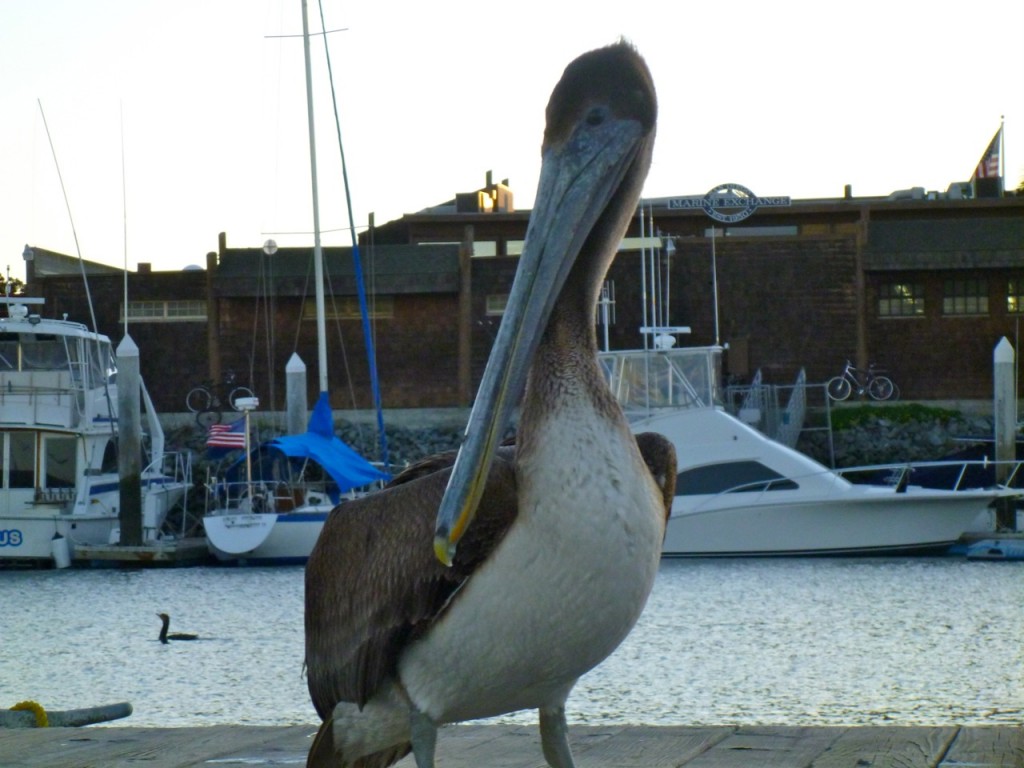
{"left": 544, "top": 41, "right": 657, "bottom": 150}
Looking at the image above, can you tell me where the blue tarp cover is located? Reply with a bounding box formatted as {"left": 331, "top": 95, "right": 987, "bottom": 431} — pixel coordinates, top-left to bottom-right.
{"left": 267, "top": 393, "right": 390, "bottom": 493}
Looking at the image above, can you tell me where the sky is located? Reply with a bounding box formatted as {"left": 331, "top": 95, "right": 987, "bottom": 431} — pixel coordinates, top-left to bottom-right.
{"left": 1, "top": 0, "right": 1021, "bottom": 281}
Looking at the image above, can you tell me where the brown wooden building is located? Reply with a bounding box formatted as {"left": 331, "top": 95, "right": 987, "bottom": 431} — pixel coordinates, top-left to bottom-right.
{"left": 23, "top": 179, "right": 1024, "bottom": 414}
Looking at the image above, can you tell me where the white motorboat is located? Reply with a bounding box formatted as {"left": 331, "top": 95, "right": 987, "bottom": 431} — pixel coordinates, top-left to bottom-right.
{"left": 202, "top": 393, "right": 387, "bottom": 565}
{"left": 599, "top": 345, "right": 1020, "bottom": 557}
{"left": 0, "top": 296, "right": 190, "bottom": 566}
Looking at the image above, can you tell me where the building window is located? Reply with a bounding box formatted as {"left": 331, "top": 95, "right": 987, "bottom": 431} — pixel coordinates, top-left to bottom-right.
{"left": 878, "top": 283, "right": 925, "bottom": 317}
{"left": 943, "top": 278, "right": 988, "bottom": 315}
{"left": 121, "top": 300, "right": 207, "bottom": 322}
{"left": 1008, "top": 279, "right": 1024, "bottom": 314}
{"left": 703, "top": 225, "right": 799, "bottom": 237}
{"left": 485, "top": 294, "right": 508, "bottom": 316}
{"left": 302, "top": 295, "right": 394, "bottom": 320}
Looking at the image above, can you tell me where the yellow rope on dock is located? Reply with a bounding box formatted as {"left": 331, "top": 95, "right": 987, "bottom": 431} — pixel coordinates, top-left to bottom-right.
{"left": 9, "top": 701, "right": 48, "bottom": 727}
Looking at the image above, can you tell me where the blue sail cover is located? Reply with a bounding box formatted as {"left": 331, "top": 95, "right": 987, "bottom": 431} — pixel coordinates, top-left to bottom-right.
{"left": 267, "top": 394, "right": 389, "bottom": 494}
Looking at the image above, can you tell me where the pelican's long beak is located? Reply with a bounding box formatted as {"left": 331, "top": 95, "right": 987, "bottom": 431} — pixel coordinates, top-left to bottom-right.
{"left": 433, "top": 104, "right": 648, "bottom": 566}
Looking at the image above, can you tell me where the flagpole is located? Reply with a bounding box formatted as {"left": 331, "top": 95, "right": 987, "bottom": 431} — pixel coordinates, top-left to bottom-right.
{"left": 999, "top": 115, "right": 1005, "bottom": 196}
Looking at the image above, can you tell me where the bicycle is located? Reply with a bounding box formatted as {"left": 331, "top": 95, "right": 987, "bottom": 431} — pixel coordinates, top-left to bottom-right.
{"left": 185, "top": 371, "right": 256, "bottom": 427}
{"left": 826, "top": 360, "right": 898, "bottom": 401}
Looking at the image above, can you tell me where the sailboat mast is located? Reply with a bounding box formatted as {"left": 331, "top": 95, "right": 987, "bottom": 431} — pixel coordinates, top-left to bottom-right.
{"left": 301, "top": 0, "right": 329, "bottom": 395}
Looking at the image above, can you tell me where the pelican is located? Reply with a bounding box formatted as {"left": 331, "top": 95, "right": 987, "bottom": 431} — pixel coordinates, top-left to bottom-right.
{"left": 156, "top": 613, "right": 198, "bottom": 644}
{"left": 305, "top": 41, "right": 673, "bottom": 768}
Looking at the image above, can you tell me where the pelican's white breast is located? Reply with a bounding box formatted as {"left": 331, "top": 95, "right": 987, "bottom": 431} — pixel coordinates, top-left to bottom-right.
{"left": 399, "top": 404, "right": 664, "bottom": 723}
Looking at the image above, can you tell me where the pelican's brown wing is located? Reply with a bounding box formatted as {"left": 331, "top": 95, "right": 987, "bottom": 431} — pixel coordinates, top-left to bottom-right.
{"left": 304, "top": 446, "right": 518, "bottom": 719}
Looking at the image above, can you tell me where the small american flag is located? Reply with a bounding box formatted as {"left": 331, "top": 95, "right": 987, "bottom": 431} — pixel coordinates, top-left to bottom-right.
{"left": 973, "top": 127, "right": 1001, "bottom": 180}
{"left": 206, "top": 419, "right": 247, "bottom": 449}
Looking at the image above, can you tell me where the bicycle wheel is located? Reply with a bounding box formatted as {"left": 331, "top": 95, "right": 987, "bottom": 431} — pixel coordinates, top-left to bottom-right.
{"left": 826, "top": 376, "right": 851, "bottom": 401}
{"left": 196, "top": 408, "right": 222, "bottom": 429}
{"left": 186, "top": 386, "right": 212, "bottom": 413}
{"left": 228, "top": 386, "right": 256, "bottom": 410}
{"left": 868, "top": 376, "right": 895, "bottom": 401}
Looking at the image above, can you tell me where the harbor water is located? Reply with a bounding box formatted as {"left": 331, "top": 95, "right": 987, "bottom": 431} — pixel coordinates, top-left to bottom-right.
{"left": 1, "top": 558, "right": 1021, "bottom": 728}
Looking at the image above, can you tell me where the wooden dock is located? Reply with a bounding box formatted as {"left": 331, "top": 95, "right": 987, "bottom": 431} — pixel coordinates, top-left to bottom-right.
{"left": 72, "top": 537, "right": 212, "bottom": 567}
{"left": 1, "top": 723, "right": 1021, "bottom": 767}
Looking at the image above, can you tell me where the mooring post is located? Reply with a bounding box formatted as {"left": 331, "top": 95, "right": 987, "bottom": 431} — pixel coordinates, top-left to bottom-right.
{"left": 286, "top": 353, "right": 308, "bottom": 436}
{"left": 116, "top": 335, "right": 143, "bottom": 546}
{"left": 993, "top": 337, "right": 1016, "bottom": 531}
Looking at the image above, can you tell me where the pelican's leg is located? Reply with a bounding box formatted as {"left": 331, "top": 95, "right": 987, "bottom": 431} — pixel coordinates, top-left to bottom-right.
{"left": 409, "top": 708, "right": 439, "bottom": 768}
{"left": 539, "top": 705, "right": 576, "bottom": 768}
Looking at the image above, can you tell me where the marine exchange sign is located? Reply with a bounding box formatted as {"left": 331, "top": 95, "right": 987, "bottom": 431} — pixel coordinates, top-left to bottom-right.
{"left": 667, "top": 183, "right": 791, "bottom": 224}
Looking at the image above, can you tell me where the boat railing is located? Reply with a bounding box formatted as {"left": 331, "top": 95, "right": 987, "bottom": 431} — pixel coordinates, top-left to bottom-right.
{"left": 778, "top": 369, "right": 808, "bottom": 448}
{"left": 836, "top": 458, "right": 1024, "bottom": 492}
{"left": 0, "top": 371, "right": 88, "bottom": 427}
{"left": 724, "top": 368, "right": 812, "bottom": 450}
{"left": 204, "top": 478, "right": 357, "bottom": 516}
{"left": 145, "top": 450, "right": 192, "bottom": 483}
{"left": 683, "top": 458, "right": 1024, "bottom": 513}
{"left": 599, "top": 346, "right": 723, "bottom": 422}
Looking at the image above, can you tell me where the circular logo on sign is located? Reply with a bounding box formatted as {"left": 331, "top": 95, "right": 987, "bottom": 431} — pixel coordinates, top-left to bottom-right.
{"left": 702, "top": 183, "right": 759, "bottom": 224}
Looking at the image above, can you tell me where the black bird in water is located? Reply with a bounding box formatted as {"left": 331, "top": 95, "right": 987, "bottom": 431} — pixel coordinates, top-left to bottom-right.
{"left": 157, "top": 613, "right": 198, "bottom": 644}
{"left": 304, "top": 41, "right": 672, "bottom": 768}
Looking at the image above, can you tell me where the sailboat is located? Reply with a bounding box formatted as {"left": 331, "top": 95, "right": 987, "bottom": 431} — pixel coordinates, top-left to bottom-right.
{"left": 202, "top": 0, "right": 389, "bottom": 565}
{"left": 202, "top": 392, "right": 387, "bottom": 564}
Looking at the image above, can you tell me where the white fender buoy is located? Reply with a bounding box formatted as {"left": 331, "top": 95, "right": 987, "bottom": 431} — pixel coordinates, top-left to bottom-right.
{"left": 50, "top": 533, "right": 71, "bottom": 569}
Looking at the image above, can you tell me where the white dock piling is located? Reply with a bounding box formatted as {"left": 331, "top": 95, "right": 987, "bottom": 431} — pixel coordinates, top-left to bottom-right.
{"left": 116, "top": 335, "right": 143, "bottom": 546}
{"left": 286, "top": 353, "right": 308, "bottom": 436}
{"left": 993, "top": 337, "right": 1016, "bottom": 530}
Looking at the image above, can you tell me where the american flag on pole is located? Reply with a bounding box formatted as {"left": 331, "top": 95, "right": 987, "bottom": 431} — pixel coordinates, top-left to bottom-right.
{"left": 206, "top": 419, "right": 247, "bottom": 449}
{"left": 973, "top": 127, "right": 1002, "bottom": 180}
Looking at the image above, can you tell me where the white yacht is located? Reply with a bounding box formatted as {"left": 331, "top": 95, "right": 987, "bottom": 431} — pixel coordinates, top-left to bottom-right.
{"left": 599, "top": 345, "right": 1019, "bottom": 556}
{"left": 0, "top": 296, "right": 190, "bottom": 566}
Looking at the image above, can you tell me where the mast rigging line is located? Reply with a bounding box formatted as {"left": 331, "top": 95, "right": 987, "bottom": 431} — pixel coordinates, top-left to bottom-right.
{"left": 37, "top": 100, "right": 116, "bottom": 438}
{"left": 312, "top": 0, "right": 389, "bottom": 469}
{"left": 37, "top": 100, "right": 101, "bottom": 340}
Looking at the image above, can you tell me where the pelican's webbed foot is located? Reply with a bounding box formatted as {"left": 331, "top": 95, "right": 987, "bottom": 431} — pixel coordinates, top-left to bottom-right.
{"left": 539, "top": 705, "right": 576, "bottom": 768}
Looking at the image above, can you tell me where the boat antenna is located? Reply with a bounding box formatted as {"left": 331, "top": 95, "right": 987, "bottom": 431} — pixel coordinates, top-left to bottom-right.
{"left": 314, "top": 0, "right": 390, "bottom": 469}
{"left": 37, "top": 100, "right": 116, "bottom": 437}
{"left": 37, "top": 101, "right": 102, "bottom": 338}
{"left": 121, "top": 102, "right": 129, "bottom": 337}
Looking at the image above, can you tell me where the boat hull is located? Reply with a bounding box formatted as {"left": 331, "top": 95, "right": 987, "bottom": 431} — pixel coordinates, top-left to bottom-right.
{"left": 662, "top": 492, "right": 999, "bottom": 557}
{"left": 1, "top": 513, "right": 116, "bottom": 561}
{"left": 631, "top": 407, "right": 1013, "bottom": 558}
{"left": 0, "top": 478, "right": 187, "bottom": 565}
{"left": 205, "top": 511, "right": 328, "bottom": 565}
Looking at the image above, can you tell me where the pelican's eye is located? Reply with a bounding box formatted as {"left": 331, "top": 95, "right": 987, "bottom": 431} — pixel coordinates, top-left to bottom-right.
{"left": 585, "top": 107, "right": 606, "bottom": 127}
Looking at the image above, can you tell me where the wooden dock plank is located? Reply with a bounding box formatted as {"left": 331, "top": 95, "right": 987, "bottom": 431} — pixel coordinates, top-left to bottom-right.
{"left": 397, "top": 724, "right": 546, "bottom": 767}
{"left": 0, "top": 724, "right": 1021, "bottom": 767}
{"left": 395, "top": 724, "right": 734, "bottom": 768}
{"left": 939, "top": 725, "right": 1024, "bottom": 767}
{"left": 0, "top": 725, "right": 312, "bottom": 768}
{"left": 680, "top": 726, "right": 844, "bottom": 767}
{"left": 570, "top": 725, "right": 734, "bottom": 767}
{"left": 809, "top": 726, "right": 957, "bottom": 768}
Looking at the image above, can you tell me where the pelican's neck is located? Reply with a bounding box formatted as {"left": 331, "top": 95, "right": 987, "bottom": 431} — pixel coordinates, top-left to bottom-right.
{"left": 519, "top": 286, "right": 622, "bottom": 450}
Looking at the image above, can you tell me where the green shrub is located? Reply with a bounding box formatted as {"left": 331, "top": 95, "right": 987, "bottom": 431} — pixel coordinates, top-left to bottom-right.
{"left": 830, "top": 403, "right": 960, "bottom": 431}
